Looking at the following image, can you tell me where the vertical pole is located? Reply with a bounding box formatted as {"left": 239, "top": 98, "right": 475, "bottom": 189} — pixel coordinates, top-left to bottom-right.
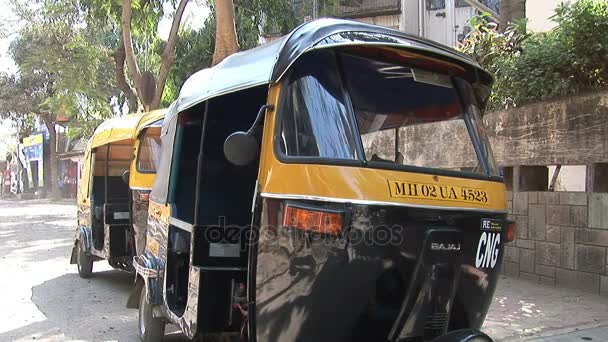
{"left": 193, "top": 101, "right": 210, "bottom": 227}
{"left": 105, "top": 144, "right": 110, "bottom": 204}
{"left": 513, "top": 166, "right": 520, "bottom": 193}
{"left": 447, "top": 0, "right": 456, "bottom": 46}
{"left": 394, "top": 128, "right": 400, "bottom": 162}
{"left": 585, "top": 163, "right": 595, "bottom": 193}
{"left": 313, "top": 0, "right": 318, "bottom": 19}
{"left": 418, "top": 0, "right": 425, "bottom": 36}
{"left": 549, "top": 165, "right": 562, "bottom": 192}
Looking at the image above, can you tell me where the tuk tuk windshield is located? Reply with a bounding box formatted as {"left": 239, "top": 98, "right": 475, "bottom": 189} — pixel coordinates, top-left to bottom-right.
{"left": 278, "top": 50, "right": 498, "bottom": 177}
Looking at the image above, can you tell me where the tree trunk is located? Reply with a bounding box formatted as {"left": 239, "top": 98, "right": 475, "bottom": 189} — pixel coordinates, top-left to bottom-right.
{"left": 41, "top": 115, "right": 61, "bottom": 199}
{"left": 499, "top": 0, "right": 526, "bottom": 31}
{"left": 151, "top": 0, "right": 190, "bottom": 110}
{"left": 212, "top": 0, "right": 239, "bottom": 66}
{"left": 511, "top": 0, "right": 526, "bottom": 23}
{"left": 113, "top": 38, "right": 139, "bottom": 112}
{"left": 121, "top": 0, "right": 145, "bottom": 106}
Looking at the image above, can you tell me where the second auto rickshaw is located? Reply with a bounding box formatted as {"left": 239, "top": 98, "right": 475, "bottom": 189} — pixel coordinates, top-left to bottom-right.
{"left": 131, "top": 18, "right": 513, "bottom": 342}
{"left": 70, "top": 109, "right": 166, "bottom": 277}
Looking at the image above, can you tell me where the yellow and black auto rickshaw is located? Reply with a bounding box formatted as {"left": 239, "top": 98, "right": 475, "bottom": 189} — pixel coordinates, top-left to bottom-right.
{"left": 71, "top": 109, "right": 166, "bottom": 277}
{"left": 131, "top": 19, "right": 514, "bottom": 342}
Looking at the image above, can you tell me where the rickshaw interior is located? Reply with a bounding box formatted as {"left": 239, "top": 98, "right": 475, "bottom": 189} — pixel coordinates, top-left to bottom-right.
{"left": 90, "top": 140, "right": 133, "bottom": 253}
{"left": 165, "top": 85, "right": 267, "bottom": 327}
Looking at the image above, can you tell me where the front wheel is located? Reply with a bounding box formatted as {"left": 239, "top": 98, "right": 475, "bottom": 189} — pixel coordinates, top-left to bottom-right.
{"left": 139, "top": 284, "right": 165, "bottom": 342}
{"left": 76, "top": 240, "right": 93, "bottom": 278}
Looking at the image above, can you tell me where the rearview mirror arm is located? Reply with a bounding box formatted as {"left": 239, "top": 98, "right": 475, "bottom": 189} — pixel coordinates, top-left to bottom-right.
{"left": 247, "top": 104, "right": 275, "bottom": 135}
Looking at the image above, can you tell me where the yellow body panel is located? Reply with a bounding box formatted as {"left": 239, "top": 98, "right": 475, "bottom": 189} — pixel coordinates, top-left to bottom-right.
{"left": 90, "top": 113, "right": 142, "bottom": 148}
{"left": 149, "top": 200, "right": 171, "bottom": 224}
{"left": 258, "top": 84, "right": 507, "bottom": 212}
{"left": 134, "top": 109, "right": 166, "bottom": 136}
{"left": 90, "top": 109, "right": 166, "bottom": 148}
{"left": 77, "top": 146, "right": 93, "bottom": 207}
{"left": 130, "top": 111, "right": 165, "bottom": 189}
{"left": 78, "top": 109, "right": 167, "bottom": 205}
{"left": 129, "top": 138, "right": 156, "bottom": 190}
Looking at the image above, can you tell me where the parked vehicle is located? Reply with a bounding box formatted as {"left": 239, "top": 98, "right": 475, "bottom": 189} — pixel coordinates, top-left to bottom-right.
{"left": 130, "top": 18, "right": 513, "bottom": 342}
{"left": 70, "top": 109, "right": 166, "bottom": 277}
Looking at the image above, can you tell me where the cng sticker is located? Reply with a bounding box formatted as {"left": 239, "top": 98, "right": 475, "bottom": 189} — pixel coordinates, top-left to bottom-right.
{"left": 475, "top": 232, "right": 500, "bottom": 268}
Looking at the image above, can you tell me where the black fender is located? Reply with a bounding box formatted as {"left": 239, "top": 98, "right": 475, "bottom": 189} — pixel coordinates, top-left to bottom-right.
{"left": 430, "top": 329, "right": 494, "bottom": 342}
{"left": 127, "top": 252, "right": 163, "bottom": 309}
{"left": 69, "top": 226, "right": 92, "bottom": 264}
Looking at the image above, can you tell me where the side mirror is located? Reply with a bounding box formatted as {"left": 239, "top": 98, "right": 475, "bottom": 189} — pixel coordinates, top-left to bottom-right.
{"left": 224, "top": 131, "right": 259, "bottom": 166}
{"left": 122, "top": 170, "right": 130, "bottom": 185}
{"left": 223, "top": 104, "right": 273, "bottom": 166}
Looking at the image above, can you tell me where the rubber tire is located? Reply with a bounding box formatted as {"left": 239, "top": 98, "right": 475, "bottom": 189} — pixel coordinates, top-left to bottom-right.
{"left": 139, "top": 285, "right": 165, "bottom": 342}
{"left": 76, "top": 240, "right": 93, "bottom": 278}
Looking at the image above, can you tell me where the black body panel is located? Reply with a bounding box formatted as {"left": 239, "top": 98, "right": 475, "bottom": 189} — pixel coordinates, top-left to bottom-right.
{"left": 253, "top": 198, "right": 506, "bottom": 342}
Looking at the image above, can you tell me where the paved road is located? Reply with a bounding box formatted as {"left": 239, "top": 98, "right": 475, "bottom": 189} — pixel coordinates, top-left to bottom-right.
{"left": 1, "top": 198, "right": 608, "bottom": 342}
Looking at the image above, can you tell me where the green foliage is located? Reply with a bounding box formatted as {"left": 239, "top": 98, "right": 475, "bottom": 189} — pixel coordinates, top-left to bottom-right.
{"left": 0, "top": 72, "right": 47, "bottom": 138}
{"left": 460, "top": 0, "right": 608, "bottom": 110}
{"left": 4, "top": 0, "right": 302, "bottom": 134}
{"left": 6, "top": 2, "right": 120, "bottom": 138}
{"left": 162, "top": 0, "right": 300, "bottom": 106}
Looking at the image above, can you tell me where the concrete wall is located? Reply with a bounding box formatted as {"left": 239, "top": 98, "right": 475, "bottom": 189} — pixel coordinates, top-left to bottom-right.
{"left": 504, "top": 191, "right": 608, "bottom": 295}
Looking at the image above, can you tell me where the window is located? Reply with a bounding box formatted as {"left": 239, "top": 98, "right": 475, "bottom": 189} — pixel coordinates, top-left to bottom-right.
{"left": 277, "top": 50, "right": 499, "bottom": 178}
{"left": 342, "top": 53, "right": 494, "bottom": 175}
{"left": 151, "top": 114, "right": 177, "bottom": 205}
{"left": 279, "top": 50, "right": 359, "bottom": 160}
{"left": 426, "top": 0, "right": 445, "bottom": 10}
{"left": 137, "top": 130, "right": 162, "bottom": 173}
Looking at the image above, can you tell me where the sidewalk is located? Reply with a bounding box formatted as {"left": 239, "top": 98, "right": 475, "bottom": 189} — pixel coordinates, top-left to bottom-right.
{"left": 484, "top": 276, "right": 608, "bottom": 341}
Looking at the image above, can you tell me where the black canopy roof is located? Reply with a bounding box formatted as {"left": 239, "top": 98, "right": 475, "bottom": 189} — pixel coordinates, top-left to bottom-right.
{"left": 172, "top": 18, "right": 490, "bottom": 115}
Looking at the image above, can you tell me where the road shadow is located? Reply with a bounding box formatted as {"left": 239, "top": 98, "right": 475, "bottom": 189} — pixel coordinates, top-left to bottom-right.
{"left": 0, "top": 269, "right": 139, "bottom": 341}
{"left": 0, "top": 268, "right": 190, "bottom": 342}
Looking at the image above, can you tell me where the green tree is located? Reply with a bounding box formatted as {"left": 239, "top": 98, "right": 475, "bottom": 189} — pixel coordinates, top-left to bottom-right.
{"left": 1, "top": 1, "right": 120, "bottom": 198}
{"left": 120, "top": 0, "right": 190, "bottom": 110}
{"left": 461, "top": 0, "right": 608, "bottom": 109}
{"left": 0, "top": 70, "right": 63, "bottom": 198}
{"left": 164, "top": 0, "right": 299, "bottom": 101}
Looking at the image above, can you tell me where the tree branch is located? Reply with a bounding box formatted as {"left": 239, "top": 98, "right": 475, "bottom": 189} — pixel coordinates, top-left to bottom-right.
{"left": 151, "top": 0, "right": 190, "bottom": 110}
{"left": 113, "top": 37, "right": 139, "bottom": 112}
{"left": 121, "top": 0, "right": 143, "bottom": 98}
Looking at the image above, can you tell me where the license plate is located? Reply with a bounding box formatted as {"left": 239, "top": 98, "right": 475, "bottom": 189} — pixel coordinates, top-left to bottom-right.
{"left": 113, "top": 212, "right": 129, "bottom": 220}
{"left": 209, "top": 243, "right": 240, "bottom": 258}
{"left": 388, "top": 180, "right": 489, "bottom": 204}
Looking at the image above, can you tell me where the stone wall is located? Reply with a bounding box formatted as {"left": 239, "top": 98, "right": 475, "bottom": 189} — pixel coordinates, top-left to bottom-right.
{"left": 504, "top": 191, "right": 608, "bottom": 295}
{"left": 488, "top": 92, "right": 608, "bottom": 166}
{"left": 361, "top": 91, "right": 608, "bottom": 168}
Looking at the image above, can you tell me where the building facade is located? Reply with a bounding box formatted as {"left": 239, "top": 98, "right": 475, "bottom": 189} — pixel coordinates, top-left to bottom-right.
{"left": 273, "top": 0, "right": 499, "bottom": 47}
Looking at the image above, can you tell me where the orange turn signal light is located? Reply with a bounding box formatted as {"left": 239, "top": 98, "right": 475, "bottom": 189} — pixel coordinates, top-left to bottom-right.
{"left": 506, "top": 221, "right": 516, "bottom": 242}
{"left": 282, "top": 205, "right": 343, "bottom": 235}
